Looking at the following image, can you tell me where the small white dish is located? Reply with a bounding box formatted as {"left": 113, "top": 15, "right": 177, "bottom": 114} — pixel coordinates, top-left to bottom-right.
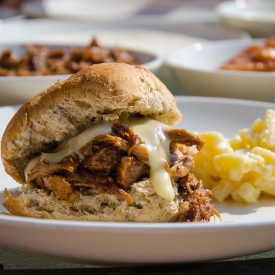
{"left": 165, "top": 38, "right": 275, "bottom": 102}
{"left": 0, "top": 43, "right": 161, "bottom": 107}
{"left": 216, "top": 0, "right": 275, "bottom": 38}
{"left": 1, "top": 97, "right": 275, "bottom": 264}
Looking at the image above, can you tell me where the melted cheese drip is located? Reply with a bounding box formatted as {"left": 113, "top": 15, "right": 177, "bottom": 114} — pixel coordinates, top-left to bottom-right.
{"left": 24, "top": 118, "right": 174, "bottom": 201}
{"left": 24, "top": 122, "right": 113, "bottom": 179}
{"left": 127, "top": 118, "right": 174, "bottom": 201}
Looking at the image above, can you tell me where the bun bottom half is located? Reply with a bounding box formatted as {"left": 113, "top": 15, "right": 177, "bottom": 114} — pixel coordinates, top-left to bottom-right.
{"left": 3, "top": 180, "right": 179, "bottom": 222}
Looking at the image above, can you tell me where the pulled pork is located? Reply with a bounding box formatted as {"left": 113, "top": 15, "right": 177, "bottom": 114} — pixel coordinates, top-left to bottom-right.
{"left": 27, "top": 119, "right": 219, "bottom": 222}
{"left": 0, "top": 38, "right": 137, "bottom": 76}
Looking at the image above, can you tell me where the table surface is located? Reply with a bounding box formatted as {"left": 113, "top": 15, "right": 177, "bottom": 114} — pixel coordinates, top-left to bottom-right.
{"left": 1, "top": 247, "right": 275, "bottom": 272}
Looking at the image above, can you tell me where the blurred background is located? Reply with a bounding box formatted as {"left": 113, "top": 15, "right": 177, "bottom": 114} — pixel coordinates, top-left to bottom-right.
{"left": 0, "top": 0, "right": 274, "bottom": 105}
{"left": 0, "top": 0, "right": 253, "bottom": 39}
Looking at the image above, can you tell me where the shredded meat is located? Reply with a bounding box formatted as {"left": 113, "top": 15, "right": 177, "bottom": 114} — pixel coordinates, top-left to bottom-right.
{"left": 88, "top": 134, "right": 131, "bottom": 153}
{"left": 26, "top": 119, "right": 219, "bottom": 222}
{"left": 128, "top": 145, "right": 149, "bottom": 165}
{"left": 178, "top": 174, "right": 220, "bottom": 222}
{"left": 64, "top": 169, "right": 133, "bottom": 204}
{"left": 111, "top": 120, "right": 130, "bottom": 140}
{"left": 116, "top": 156, "right": 149, "bottom": 188}
{"left": 167, "top": 129, "right": 205, "bottom": 150}
{"left": 111, "top": 120, "right": 143, "bottom": 146}
{"left": 78, "top": 133, "right": 129, "bottom": 157}
{"left": 81, "top": 146, "right": 125, "bottom": 174}
{"left": 169, "top": 155, "right": 194, "bottom": 178}
{"left": 170, "top": 143, "right": 185, "bottom": 165}
{"left": 27, "top": 153, "right": 80, "bottom": 183}
{"left": 79, "top": 140, "right": 94, "bottom": 157}
{"left": 127, "top": 126, "right": 144, "bottom": 145}
{"left": 42, "top": 175, "right": 77, "bottom": 203}
{"left": 0, "top": 37, "right": 137, "bottom": 76}
{"left": 170, "top": 143, "right": 198, "bottom": 165}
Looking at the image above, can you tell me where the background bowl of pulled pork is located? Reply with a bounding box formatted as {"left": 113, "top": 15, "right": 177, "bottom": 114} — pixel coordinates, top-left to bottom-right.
{"left": 165, "top": 38, "right": 275, "bottom": 103}
{"left": 0, "top": 38, "right": 162, "bottom": 106}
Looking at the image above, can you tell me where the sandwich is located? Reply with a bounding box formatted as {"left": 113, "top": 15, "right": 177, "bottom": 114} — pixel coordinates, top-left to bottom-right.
{"left": 1, "top": 62, "right": 219, "bottom": 222}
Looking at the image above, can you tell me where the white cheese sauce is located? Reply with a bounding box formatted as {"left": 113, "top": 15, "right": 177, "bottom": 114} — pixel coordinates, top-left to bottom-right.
{"left": 126, "top": 118, "right": 174, "bottom": 201}
{"left": 24, "top": 122, "right": 113, "bottom": 179}
{"left": 25, "top": 118, "right": 175, "bottom": 201}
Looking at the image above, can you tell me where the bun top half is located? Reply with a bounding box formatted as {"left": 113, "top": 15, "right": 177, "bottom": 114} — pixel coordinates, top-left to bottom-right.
{"left": 1, "top": 63, "right": 181, "bottom": 183}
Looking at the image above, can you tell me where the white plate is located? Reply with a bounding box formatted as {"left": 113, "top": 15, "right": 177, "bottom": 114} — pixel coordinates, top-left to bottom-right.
{"left": 216, "top": 0, "right": 275, "bottom": 38}
{"left": 165, "top": 38, "right": 275, "bottom": 102}
{"left": 1, "top": 96, "right": 275, "bottom": 264}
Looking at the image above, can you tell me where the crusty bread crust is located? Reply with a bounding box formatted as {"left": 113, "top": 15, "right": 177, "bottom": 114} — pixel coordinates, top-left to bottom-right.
{"left": 3, "top": 180, "right": 179, "bottom": 222}
{"left": 1, "top": 63, "right": 181, "bottom": 183}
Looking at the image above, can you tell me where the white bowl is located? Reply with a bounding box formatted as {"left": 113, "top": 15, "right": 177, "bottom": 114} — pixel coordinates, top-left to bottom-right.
{"left": 216, "top": 0, "right": 275, "bottom": 38}
{"left": 165, "top": 38, "right": 275, "bottom": 102}
{"left": 0, "top": 44, "right": 161, "bottom": 107}
{"left": 23, "top": 0, "right": 154, "bottom": 20}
